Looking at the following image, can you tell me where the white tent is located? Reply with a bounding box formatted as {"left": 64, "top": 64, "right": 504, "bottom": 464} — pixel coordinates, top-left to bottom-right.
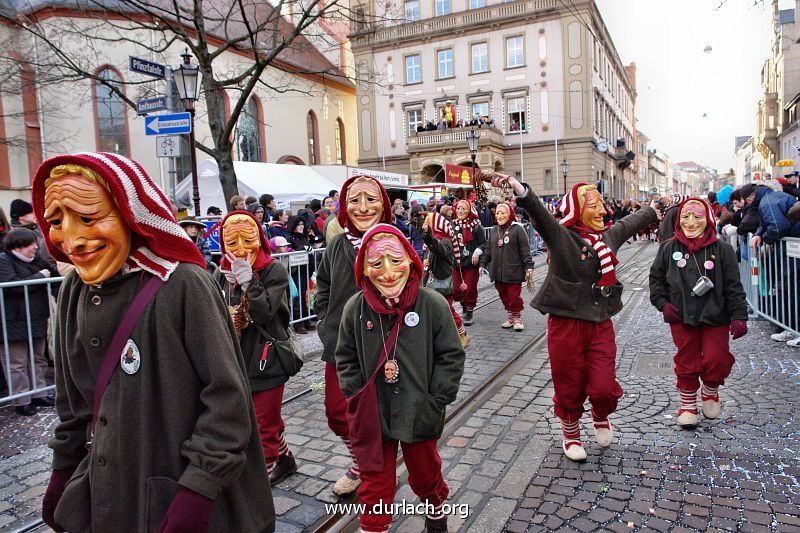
{"left": 175, "top": 159, "right": 340, "bottom": 214}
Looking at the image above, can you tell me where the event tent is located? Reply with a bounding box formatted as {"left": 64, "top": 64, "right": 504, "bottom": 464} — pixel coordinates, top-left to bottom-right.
{"left": 175, "top": 159, "right": 341, "bottom": 214}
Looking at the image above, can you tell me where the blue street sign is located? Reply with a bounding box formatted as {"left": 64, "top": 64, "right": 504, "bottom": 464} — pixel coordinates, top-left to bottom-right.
{"left": 144, "top": 113, "right": 192, "bottom": 136}
{"left": 203, "top": 220, "right": 221, "bottom": 253}
{"left": 136, "top": 96, "right": 168, "bottom": 115}
{"left": 129, "top": 56, "right": 166, "bottom": 79}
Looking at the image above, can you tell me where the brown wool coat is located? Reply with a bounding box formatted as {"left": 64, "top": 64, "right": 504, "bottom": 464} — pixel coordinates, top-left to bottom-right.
{"left": 315, "top": 232, "right": 358, "bottom": 363}
{"left": 49, "top": 265, "right": 275, "bottom": 533}
{"left": 478, "top": 223, "right": 533, "bottom": 283}
{"left": 335, "top": 288, "right": 465, "bottom": 442}
{"left": 214, "top": 261, "right": 292, "bottom": 392}
{"left": 517, "top": 185, "right": 658, "bottom": 322}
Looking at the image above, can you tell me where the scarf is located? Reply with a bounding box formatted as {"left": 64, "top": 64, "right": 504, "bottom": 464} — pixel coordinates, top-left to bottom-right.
{"left": 11, "top": 250, "right": 35, "bottom": 263}
{"left": 453, "top": 200, "right": 480, "bottom": 245}
{"left": 32, "top": 152, "right": 204, "bottom": 281}
{"left": 559, "top": 182, "right": 618, "bottom": 287}
{"left": 336, "top": 175, "right": 392, "bottom": 237}
{"left": 672, "top": 198, "right": 718, "bottom": 254}
{"left": 218, "top": 210, "right": 274, "bottom": 274}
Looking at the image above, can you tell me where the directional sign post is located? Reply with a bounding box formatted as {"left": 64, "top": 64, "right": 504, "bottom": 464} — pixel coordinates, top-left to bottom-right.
{"left": 144, "top": 112, "right": 192, "bottom": 136}
{"left": 136, "top": 96, "right": 168, "bottom": 116}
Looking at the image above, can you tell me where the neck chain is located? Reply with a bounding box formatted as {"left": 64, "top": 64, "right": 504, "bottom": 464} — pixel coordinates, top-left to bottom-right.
{"left": 378, "top": 314, "right": 401, "bottom": 384}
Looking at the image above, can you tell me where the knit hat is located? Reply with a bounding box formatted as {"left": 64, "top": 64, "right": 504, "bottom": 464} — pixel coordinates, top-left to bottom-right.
{"left": 428, "top": 211, "right": 460, "bottom": 258}
{"left": 336, "top": 175, "right": 392, "bottom": 235}
{"left": 559, "top": 182, "right": 596, "bottom": 228}
{"left": 10, "top": 199, "right": 33, "bottom": 220}
{"left": 32, "top": 152, "right": 204, "bottom": 280}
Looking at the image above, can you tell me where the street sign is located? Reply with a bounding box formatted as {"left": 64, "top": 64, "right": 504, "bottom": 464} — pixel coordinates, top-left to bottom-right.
{"left": 156, "top": 135, "right": 182, "bottom": 158}
{"left": 787, "top": 241, "right": 800, "bottom": 259}
{"left": 144, "top": 112, "right": 191, "bottom": 136}
{"left": 129, "top": 56, "right": 166, "bottom": 79}
{"left": 137, "top": 96, "right": 168, "bottom": 115}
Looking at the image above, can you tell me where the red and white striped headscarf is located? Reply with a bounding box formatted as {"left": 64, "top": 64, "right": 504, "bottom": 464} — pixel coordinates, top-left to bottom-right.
{"left": 32, "top": 152, "right": 205, "bottom": 281}
{"left": 558, "top": 182, "right": 618, "bottom": 287}
{"left": 429, "top": 211, "right": 460, "bottom": 258}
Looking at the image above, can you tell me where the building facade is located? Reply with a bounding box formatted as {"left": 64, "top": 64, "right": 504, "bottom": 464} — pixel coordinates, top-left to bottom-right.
{"left": 350, "top": 0, "right": 636, "bottom": 198}
{"left": 0, "top": 3, "right": 357, "bottom": 206}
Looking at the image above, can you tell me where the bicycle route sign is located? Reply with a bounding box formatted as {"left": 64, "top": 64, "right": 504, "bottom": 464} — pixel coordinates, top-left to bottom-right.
{"left": 156, "top": 135, "right": 182, "bottom": 158}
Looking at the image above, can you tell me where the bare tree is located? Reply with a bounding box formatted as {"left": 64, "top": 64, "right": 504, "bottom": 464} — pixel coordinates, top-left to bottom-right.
{"left": 1, "top": 0, "right": 384, "bottom": 204}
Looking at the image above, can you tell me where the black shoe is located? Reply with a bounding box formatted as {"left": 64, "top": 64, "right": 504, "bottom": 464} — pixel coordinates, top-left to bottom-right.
{"left": 425, "top": 516, "right": 448, "bottom": 533}
{"left": 32, "top": 397, "right": 56, "bottom": 407}
{"left": 463, "top": 311, "right": 474, "bottom": 326}
{"left": 269, "top": 454, "right": 298, "bottom": 485}
{"left": 15, "top": 404, "right": 37, "bottom": 416}
{"left": 294, "top": 325, "right": 308, "bottom": 334}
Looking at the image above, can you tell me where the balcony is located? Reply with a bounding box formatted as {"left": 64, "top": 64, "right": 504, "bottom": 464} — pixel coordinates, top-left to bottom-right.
{"left": 351, "top": 0, "right": 561, "bottom": 50}
{"left": 407, "top": 126, "right": 505, "bottom": 154}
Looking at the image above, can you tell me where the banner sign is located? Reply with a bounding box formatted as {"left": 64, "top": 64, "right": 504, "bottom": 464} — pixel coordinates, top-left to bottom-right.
{"left": 348, "top": 167, "right": 409, "bottom": 187}
{"left": 445, "top": 164, "right": 476, "bottom": 186}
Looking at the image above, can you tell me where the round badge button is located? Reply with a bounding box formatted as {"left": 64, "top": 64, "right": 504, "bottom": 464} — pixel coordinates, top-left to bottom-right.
{"left": 677, "top": 258, "right": 687, "bottom": 268}
{"left": 704, "top": 260, "right": 714, "bottom": 270}
{"left": 503, "top": 236, "right": 510, "bottom": 244}
{"left": 404, "top": 312, "right": 420, "bottom": 327}
{"left": 672, "top": 251, "right": 683, "bottom": 261}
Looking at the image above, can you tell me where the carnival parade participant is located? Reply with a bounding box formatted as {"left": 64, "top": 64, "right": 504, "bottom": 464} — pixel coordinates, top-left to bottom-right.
{"left": 335, "top": 223, "right": 465, "bottom": 533}
{"left": 422, "top": 211, "right": 470, "bottom": 348}
{"left": 214, "top": 210, "right": 299, "bottom": 484}
{"left": 649, "top": 198, "right": 747, "bottom": 429}
{"left": 451, "top": 199, "right": 485, "bottom": 326}
{"left": 477, "top": 202, "right": 534, "bottom": 331}
{"left": 658, "top": 194, "right": 688, "bottom": 242}
{"left": 35, "top": 153, "right": 275, "bottom": 532}
{"left": 315, "top": 175, "right": 392, "bottom": 495}
{"left": 486, "top": 173, "right": 659, "bottom": 461}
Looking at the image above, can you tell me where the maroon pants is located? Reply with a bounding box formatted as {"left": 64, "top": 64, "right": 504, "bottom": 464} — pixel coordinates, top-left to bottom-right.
{"left": 547, "top": 316, "right": 623, "bottom": 422}
{"left": 358, "top": 438, "right": 449, "bottom": 532}
{"left": 251, "top": 386, "right": 286, "bottom": 464}
{"left": 495, "top": 282, "right": 524, "bottom": 314}
{"left": 453, "top": 266, "right": 480, "bottom": 310}
{"left": 445, "top": 295, "right": 463, "bottom": 331}
{"left": 669, "top": 322, "right": 735, "bottom": 391}
{"left": 325, "top": 362, "right": 350, "bottom": 438}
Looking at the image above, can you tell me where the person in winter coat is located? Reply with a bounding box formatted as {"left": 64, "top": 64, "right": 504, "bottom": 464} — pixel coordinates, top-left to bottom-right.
{"left": 658, "top": 194, "right": 687, "bottom": 242}
{"left": 214, "top": 210, "right": 298, "bottom": 484}
{"left": 422, "top": 211, "right": 469, "bottom": 348}
{"left": 0, "top": 207, "right": 11, "bottom": 251}
{"left": 0, "top": 228, "right": 59, "bottom": 416}
{"left": 477, "top": 202, "right": 534, "bottom": 331}
{"left": 745, "top": 184, "right": 800, "bottom": 247}
{"left": 286, "top": 216, "right": 314, "bottom": 334}
{"left": 35, "top": 153, "right": 275, "bottom": 533}
{"left": 267, "top": 209, "right": 291, "bottom": 240}
{"left": 335, "top": 223, "right": 465, "bottom": 533}
{"left": 649, "top": 198, "right": 748, "bottom": 428}
{"left": 179, "top": 217, "right": 215, "bottom": 273}
{"left": 451, "top": 199, "right": 486, "bottom": 325}
{"left": 315, "top": 175, "right": 392, "bottom": 496}
{"left": 486, "top": 173, "right": 660, "bottom": 461}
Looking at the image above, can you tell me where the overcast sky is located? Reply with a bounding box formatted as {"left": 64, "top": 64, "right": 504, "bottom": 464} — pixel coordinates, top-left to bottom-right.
{"left": 595, "top": 0, "right": 788, "bottom": 171}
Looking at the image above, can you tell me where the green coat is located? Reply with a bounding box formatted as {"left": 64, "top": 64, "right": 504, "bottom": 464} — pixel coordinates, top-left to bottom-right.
{"left": 315, "top": 232, "right": 358, "bottom": 363}
{"left": 423, "top": 232, "right": 454, "bottom": 296}
{"left": 214, "top": 261, "right": 291, "bottom": 392}
{"left": 335, "top": 288, "right": 465, "bottom": 442}
{"left": 516, "top": 185, "right": 658, "bottom": 322}
{"left": 479, "top": 223, "right": 533, "bottom": 283}
{"left": 649, "top": 239, "right": 747, "bottom": 326}
{"left": 49, "top": 265, "right": 275, "bottom": 533}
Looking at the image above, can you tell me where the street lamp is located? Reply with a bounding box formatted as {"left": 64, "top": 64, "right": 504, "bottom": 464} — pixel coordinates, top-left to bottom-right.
{"left": 560, "top": 158, "right": 569, "bottom": 196}
{"left": 466, "top": 128, "right": 484, "bottom": 203}
{"left": 172, "top": 49, "right": 202, "bottom": 216}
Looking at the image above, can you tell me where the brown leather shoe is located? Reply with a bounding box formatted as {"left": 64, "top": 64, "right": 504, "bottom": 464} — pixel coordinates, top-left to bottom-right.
{"left": 269, "top": 455, "right": 298, "bottom": 485}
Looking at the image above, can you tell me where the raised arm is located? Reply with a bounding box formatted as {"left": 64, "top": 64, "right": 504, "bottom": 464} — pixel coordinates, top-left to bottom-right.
{"left": 485, "top": 173, "right": 562, "bottom": 245}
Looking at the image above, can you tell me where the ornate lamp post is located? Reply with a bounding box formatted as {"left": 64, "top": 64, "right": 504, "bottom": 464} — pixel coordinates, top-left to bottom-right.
{"left": 560, "top": 158, "right": 569, "bottom": 196}
{"left": 172, "top": 49, "right": 201, "bottom": 216}
{"left": 465, "top": 128, "right": 485, "bottom": 204}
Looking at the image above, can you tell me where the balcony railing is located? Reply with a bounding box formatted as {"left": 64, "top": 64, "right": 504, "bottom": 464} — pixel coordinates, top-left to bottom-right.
{"left": 407, "top": 126, "right": 505, "bottom": 151}
{"left": 351, "top": 0, "right": 561, "bottom": 49}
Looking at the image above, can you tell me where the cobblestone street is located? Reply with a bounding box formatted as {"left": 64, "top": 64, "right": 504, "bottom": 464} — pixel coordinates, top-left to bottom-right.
{"left": 1, "top": 242, "right": 799, "bottom": 532}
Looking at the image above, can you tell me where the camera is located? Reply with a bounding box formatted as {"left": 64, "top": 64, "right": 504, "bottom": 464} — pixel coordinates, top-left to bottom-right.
{"left": 691, "top": 275, "right": 714, "bottom": 297}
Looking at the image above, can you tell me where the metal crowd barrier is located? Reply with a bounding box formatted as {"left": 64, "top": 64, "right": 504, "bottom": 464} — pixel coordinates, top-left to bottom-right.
{"left": 738, "top": 235, "right": 800, "bottom": 336}
{"left": 273, "top": 248, "right": 325, "bottom": 326}
{"left": 0, "top": 276, "right": 63, "bottom": 406}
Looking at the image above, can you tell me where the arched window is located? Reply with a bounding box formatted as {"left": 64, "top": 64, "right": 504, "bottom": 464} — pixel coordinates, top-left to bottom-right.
{"left": 307, "top": 111, "right": 319, "bottom": 165}
{"left": 94, "top": 68, "right": 128, "bottom": 156}
{"left": 335, "top": 118, "right": 346, "bottom": 165}
{"left": 236, "top": 97, "right": 263, "bottom": 162}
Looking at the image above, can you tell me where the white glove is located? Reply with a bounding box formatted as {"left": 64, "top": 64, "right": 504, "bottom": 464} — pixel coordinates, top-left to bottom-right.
{"left": 230, "top": 258, "right": 253, "bottom": 286}
{"left": 220, "top": 269, "right": 237, "bottom": 285}
{"left": 39, "top": 269, "right": 51, "bottom": 278}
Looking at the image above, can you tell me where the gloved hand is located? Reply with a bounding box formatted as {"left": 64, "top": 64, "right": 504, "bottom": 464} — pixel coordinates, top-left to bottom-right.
{"left": 661, "top": 303, "right": 682, "bottom": 324}
{"left": 158, "top": 487, "right": 214, "bottom": 533}
{"left": 42, "top": 466, "right": 77, "bottom": 533}
{"left": 730, "top": 320, "right": 748, "bottom": 340}
{"left": 224, "top": 252, "right": 253, "bottom": 286}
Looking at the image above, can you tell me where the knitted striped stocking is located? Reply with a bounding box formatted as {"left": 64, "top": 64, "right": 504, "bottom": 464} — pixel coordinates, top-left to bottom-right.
{"left": 561, "top": 418, "right": 582, "bottom": 448}
{"left": 679, "top": 389, "right": 698, "bottom": 414}
{"left": 342, "top": 436, "right": 361, "bottom": 479}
